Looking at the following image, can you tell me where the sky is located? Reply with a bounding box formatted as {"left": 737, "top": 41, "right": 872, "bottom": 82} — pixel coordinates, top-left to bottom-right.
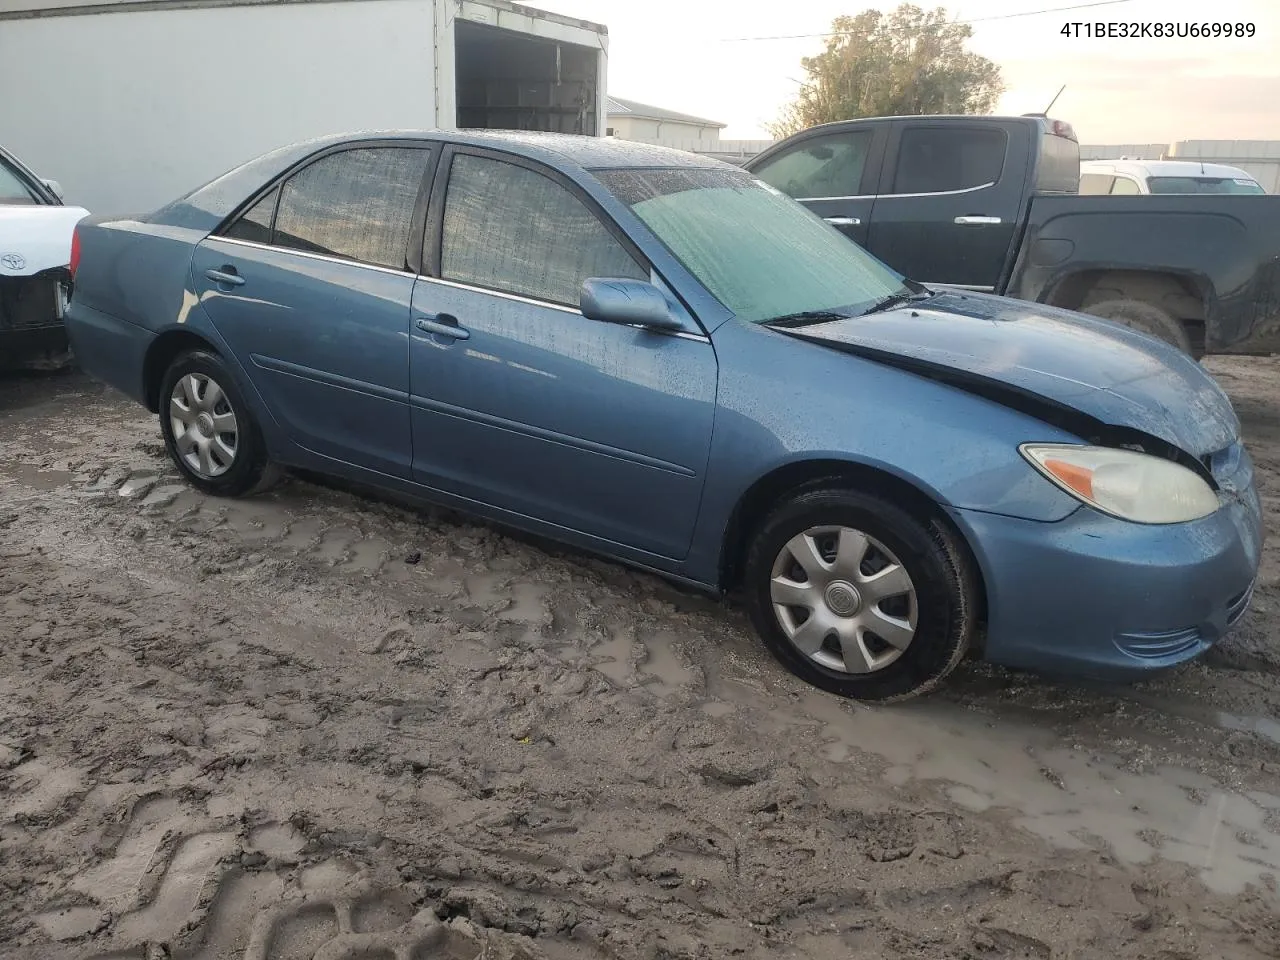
{"left": 525, "top": 0, "right": 1280, "bottom": 145}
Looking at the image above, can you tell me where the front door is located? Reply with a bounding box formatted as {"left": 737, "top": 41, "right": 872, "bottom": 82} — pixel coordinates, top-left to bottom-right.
{"left": 746, "top": 125, "right": 886, "bottom": 248}
{"left": 408, "top": 148, "right": 718, "bottom": 560}
{"left": 192, "top": 143, "right": 433, "bottom": 477}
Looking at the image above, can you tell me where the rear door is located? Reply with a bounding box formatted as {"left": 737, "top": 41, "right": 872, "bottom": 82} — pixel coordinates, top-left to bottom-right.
{"left": 745, "top": 123, "right": 887, "bottom": 246}
{"left": 866, "top": 119, "right": 1026, "bottom": 289}
{"left": 192, "top": 142, "right": 434, "bottom": 478}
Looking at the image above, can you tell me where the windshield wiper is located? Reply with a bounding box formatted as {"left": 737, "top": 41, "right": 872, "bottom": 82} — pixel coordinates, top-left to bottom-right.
{"left": 859, "top": 290, "right": 933, "bottom": 316}
{"left": 760, "top": 310, "right": 853, "bottom": 329}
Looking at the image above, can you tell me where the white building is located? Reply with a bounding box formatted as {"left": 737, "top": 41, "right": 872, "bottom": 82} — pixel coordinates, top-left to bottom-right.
{"left": 605, "top": 97, "right": 725, "bottom": 151}
{"left": 0, "top": 0, "right": 610, "bottom": 214}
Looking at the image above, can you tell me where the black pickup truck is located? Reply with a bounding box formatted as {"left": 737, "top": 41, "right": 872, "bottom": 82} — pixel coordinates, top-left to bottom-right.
{"left": 743, "top": 114, "right": 1280, "bottom": 358}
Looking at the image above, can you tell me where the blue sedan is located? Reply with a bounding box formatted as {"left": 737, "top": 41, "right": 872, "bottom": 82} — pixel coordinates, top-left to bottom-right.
{"left": 64, "top": 131, "right": 1263, "bottom": 701}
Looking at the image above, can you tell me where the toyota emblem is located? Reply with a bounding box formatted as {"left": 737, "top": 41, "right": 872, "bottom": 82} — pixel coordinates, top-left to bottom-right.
{"left": 0, "top": 253, "right": 25, "bottom": 271}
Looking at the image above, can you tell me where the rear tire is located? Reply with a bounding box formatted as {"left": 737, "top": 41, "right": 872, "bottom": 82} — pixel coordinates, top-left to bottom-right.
{"left": 743, "top": 484, "right": 977, "bottom": 702}
{"left": 1083, "top": 298, "right": 1195, "bottom": 357}
{"left": 158, "top": 350, "right": 279, "bottom": 497}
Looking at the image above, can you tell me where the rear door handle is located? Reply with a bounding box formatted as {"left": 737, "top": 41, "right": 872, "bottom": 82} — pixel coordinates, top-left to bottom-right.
{"left": 205, "top": 266, "right": 245, "bottom": 286}
{"left": 416, "top": 313, "right": 470, "bottom": 340}
{"left": 954, "top": 216, "right": 1002, "bottom": 225}
{"left": 824, "top": 216, "right": 861, "bottom": 226}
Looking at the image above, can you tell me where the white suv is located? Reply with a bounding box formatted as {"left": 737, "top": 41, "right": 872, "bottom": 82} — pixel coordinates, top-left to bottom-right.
{"left": 1080, "top": 159, "right": 1265, "bottom": 195}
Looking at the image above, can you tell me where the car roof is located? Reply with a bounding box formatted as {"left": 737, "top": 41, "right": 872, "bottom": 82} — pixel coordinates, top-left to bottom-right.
{"left": 1081, "top": 158, "right": 1258, "bottom": 180}
{"left": 148, "top": 129, "right": 737, "bottom": 232}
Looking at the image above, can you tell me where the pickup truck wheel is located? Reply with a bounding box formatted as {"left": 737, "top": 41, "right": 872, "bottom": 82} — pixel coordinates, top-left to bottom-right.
{"left": 1084, "top": 298, "right": 1193, "bottom": 356}
{"left": 743, "top": 485, "right": 977, "bottom": 702}
{"left": 159, "top": 350, "right": 280, "bottom": 497}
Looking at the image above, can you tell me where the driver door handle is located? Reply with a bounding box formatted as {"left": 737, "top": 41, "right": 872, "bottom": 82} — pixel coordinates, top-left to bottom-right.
{"left": 416, "top": 313, "right": 470, "bottom": 340}
{"left": 954, "top": 216, "right": 1002, "bottom": 225}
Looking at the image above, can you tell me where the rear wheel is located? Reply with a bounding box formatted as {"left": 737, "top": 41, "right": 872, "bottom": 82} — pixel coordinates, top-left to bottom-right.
{"left": 743, "top": 484, "right": 977, "bottom": 702}
{"left": 1084, "top": 298, "right": 1194, "bottom": 357}
{"left": 159, "top": 350, "right": 280, "bottom": 496}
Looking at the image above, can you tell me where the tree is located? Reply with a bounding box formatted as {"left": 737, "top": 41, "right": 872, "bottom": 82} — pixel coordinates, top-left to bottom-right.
{"left": 769, "top": 4, "right": 1005, "bottom": 138}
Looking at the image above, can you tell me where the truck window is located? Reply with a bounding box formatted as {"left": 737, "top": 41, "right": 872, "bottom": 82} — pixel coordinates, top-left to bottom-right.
{"left": 271, "top": 147, "right": 431, "bottom": 271}
{"left": 1078, "top": 173, "right": 1114, "bottom": 195}
{"left": 1109, "top": 177, "right": 1141, "bottom": 195}
{"left": 1147, "top": 176, "right": 1266, "bottom": 195}
{"left": 440, "top": 154, "right": 647, "bottom": 308}
{"left": 750, "top": 131, "right": 874, "bottom": 199}
{"left": 890, "top": 127, "right": 1007, "bottom": 195}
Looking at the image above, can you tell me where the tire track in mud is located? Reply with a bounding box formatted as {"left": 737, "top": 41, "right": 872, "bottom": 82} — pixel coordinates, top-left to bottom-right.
{"left": 4, "top": 369, "right": 1280, "bottom": 959}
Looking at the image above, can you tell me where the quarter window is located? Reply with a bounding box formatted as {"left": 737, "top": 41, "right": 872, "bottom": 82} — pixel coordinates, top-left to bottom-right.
{"left": 1078, "top": 173, "right": 1114, "bottom": 195}
{"left": 890, "top": 127, "right": 1007, "bottom": 195}
{"left": 224, "top": 187, "right": 277, "bottom": 244}
{"left": 750, "top": 131, "right": 874, "bottom": 199}
{"left": 235, "top": 146, "right": 431, "bottom": 270}
{"left": 440, "top": 154, "right": 646, "bottom": 307}
{"left": 1109, "top": 176, "right": 1141, "bottom": 195}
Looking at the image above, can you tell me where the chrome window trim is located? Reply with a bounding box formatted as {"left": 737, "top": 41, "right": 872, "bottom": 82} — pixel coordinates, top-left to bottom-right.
{"left": 923, "top": 282, "right": 995, "bottom": 292}
{"left": 212, "top": 236, "right": 416, "bottom": 278}
{"left": 796, "top": 181, "right": 997, "bottom": 202}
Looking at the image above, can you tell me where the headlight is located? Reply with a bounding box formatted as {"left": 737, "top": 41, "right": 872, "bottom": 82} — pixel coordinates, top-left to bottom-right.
{"left": 1020, "top": 443, "right": 1220, "bottom": 524}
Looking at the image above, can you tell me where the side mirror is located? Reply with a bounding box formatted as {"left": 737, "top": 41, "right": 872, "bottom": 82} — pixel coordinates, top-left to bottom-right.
{"left": 41, "top": 179, "right": 64, "bottom": 201}
{"left": 580, "top": 278, "right": 685, "bottom": 332}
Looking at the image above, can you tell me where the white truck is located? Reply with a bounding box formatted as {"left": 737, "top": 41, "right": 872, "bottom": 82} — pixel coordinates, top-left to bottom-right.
{"left": 0, "top": 0, "right": 609, "bottom": 217}
{"left": 1079, "top": 158, "right": 1267, "bottom": 195}
{"left": 0, "top": 144, "right": 89, "bottom": 370}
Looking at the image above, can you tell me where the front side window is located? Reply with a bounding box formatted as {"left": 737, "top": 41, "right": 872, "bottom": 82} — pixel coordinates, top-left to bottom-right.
{"left": 891, "top": 126, "right": 1007, "bottom": 195}
{"left": 440, "top": 154, "right": 647, "bottom": 307}
{"left": 596, "top": 167, "right": 910, "bottom": 324}
{"left": 0, "top": 159, "right": 40, "bottom": 205}
{"left": 236, "top": 146, "right": 431, "bottom": 270}
{"left": 751, "top": 131, "right": 874, "bottom": 199}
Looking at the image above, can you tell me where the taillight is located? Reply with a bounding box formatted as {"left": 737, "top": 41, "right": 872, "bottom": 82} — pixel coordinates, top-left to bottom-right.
{"left": 1050, "top": 119, "right": 1077, "bottom": 142}
{"left": 69, "top": 226, "right": 81, "bottom": 279}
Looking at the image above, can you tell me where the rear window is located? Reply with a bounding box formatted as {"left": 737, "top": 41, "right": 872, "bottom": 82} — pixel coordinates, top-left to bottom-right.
{"left": 1036, "top": 132, "right": 1082, "bottom": 194}
{"left": 1147, "top": 176, "right": 1264, "bottom": 195}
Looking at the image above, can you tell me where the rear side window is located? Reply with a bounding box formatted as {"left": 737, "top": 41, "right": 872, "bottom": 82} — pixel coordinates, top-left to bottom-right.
{"left": 1109, "top": 176, "right": 1141, "bottom": 195}
{"left": 0, "top": 158, "right": 39, "bottom": 205}
{"left": 226, "top": 146, "right": 431, "bottom": 270}
{"left": 440, "top": 154, "right": 647, "bottom": 307}
{"left": 750, "top": 130, "right": 874, "bottom": 199}
{"left": 1078, "top": 173, "right": 1114, "bottom": 195}
{"left": 890, "top": 127, "right": 1007, "bottom": 195}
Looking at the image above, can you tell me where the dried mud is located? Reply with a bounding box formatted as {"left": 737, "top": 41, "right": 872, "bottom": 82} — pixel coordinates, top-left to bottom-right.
{"left": 3, "top": 358, "right": 1280, "bottom": 959}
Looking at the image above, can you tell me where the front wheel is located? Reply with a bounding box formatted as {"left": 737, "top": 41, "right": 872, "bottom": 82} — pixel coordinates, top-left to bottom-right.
{"left": 158, "top": 349, "right": 279, "bottom": 496}
{"left": 743, "top": 485, "right": 978, "bottom": 702}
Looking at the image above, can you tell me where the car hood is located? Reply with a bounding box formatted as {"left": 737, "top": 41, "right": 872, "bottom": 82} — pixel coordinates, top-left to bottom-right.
{"left": 786, "top": 290, "right": 1238, "bottom": 459}
{"left": 0, "top": 205, "right": 90, "bottom": 277}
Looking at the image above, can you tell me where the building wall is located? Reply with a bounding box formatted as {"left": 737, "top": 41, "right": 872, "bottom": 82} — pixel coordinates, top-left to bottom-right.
{"left": 0, "top": 0, "right": 437, "bottom": 214}
{"left": 608, "top": 117, "right": 722, "bottom": 148}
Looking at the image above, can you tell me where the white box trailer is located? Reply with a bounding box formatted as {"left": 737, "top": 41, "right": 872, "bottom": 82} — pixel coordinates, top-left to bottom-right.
{"left": 0, "top": 0, "right": 608, "bottom": 215}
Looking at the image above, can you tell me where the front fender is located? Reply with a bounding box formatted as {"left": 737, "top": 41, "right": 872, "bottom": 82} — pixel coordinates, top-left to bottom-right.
{"left": 683, "top": 319, "right": 1083, "bottom": 584}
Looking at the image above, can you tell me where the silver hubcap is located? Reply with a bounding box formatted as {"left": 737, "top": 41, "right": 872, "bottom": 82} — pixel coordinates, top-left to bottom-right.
{"left": 169, "top": 373, "right": 238, "bottom": 478}
{"left": 769, "top": 525, "right": 917, "bottom": 674}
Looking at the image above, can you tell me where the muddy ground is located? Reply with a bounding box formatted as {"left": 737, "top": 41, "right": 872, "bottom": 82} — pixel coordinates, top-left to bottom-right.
{"left": 2, "top": 359, "right": 1280, "bottom": 960}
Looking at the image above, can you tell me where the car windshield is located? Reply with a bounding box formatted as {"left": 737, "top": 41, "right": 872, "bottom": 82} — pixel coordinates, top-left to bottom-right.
{"left": 593, "top": 167, "right": 913, "bottom": 324}
{"left": 1147, "top": 176, "right": 1265, "bottom": 195}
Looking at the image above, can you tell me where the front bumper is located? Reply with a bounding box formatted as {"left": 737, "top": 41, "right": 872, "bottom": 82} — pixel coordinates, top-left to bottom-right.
{"left": 951, "top": 475, "right": 1263, "bottom": 681}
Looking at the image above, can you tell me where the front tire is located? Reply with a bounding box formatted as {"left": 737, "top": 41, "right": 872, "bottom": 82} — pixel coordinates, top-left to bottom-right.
{"left": 158, "top": 350, "right": 278, "bottom": 497}
{"left": 743, "top": 484, "right": 977, "bottom": 702}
